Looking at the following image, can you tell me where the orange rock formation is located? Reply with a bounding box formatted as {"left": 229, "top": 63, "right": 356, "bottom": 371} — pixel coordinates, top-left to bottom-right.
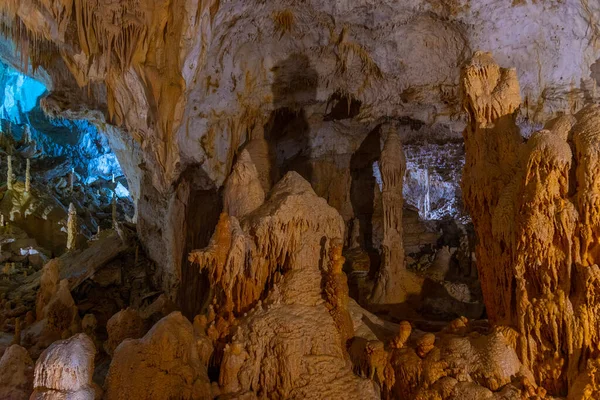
{"left": 461, "top": 51, "right": 600, "bottom": 396}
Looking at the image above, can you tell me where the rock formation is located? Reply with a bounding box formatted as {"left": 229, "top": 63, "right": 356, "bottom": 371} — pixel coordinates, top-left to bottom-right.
{"left": 104, "top": 312, "right": 211, "bottom": 400}
{"left": 35, "top": 260, "right": 60, "bottom": 321}
{"left": 0, "top": 344, "right": 33, "bottom": 400}
{"left": 104, "top": 307, "right": 145, "bottom": 356}
{"left": 6, "top": 155, "right": 13, "bottom": 191}
{"left": 461, "top": 51, "right": 600, "bottom": 396}
{"left": 66, "top": 203, "right": 77, "bottom": 251}
{"left": 0, "top": 0, "right": 599, "bottom": 399}
{"left": 192, "top": 171, "right": 378, "bottom": 398}
{"left": 223, "top": 150, "right": 265, "bottom": 219}
{"left": 24, "top": 159, "right": 30, "bottom": 194}
{"left": 31, "top": 333, "right": 97, "bottom": 399}
{"left": 371, "top": 125, "right": 422, "bottom": 304}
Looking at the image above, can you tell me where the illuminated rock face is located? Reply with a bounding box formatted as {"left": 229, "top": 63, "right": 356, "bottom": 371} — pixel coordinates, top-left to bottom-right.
{"left": 0, "top": 62, "right": 46, "bottom": 122}
{"left": 461, "top": 52, "right": 600, "bottom": 396}
{"left": 0, "top": 345, "right": 33, "bottom": 400}
{"left": 104, "top": 312, "right": 211, "bottom": 400}
{"left": 1, "top": 2, "right": 600, "bottom": 396}
{"left": 31, "top": 333, "right": 97, "bottom": 399}
{"left": 191, "top": 172, "right": 377, "bottom": 398}
{"left": 1, "top": 0, "right": 599, "bottom": 304}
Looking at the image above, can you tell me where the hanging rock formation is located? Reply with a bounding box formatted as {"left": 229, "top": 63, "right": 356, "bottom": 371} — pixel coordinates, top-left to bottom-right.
{"left": 461, "top": 51, "right": 600, "bottom": 396}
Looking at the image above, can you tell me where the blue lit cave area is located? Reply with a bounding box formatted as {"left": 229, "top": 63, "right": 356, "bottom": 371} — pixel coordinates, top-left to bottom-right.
{"left": 0, "top": 62, "right": 133, "bottom": 261}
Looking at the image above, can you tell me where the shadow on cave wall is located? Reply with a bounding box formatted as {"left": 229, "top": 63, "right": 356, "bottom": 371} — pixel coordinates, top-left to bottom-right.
{"left": 179, "top": 54, "right": 318, "bottom": 319}
{"left": 252, "top": 53, "right": 318, "bottom": 189}
{"left": 177, "top": 166, "right": 222, "bottom": 320}
{"left": 350, "top": 126, "right": 381, "bottom": 252}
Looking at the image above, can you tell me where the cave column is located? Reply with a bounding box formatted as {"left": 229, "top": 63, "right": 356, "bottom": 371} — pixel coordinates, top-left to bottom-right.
{"left": 370, "top": 124, "right": 419, "bottom": 304}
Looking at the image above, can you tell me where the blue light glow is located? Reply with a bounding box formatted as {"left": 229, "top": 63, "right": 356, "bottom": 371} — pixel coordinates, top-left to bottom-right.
{"left": 0, "top": 63, "right": 46, "bottom": 122}
{"left": 0, "top": 61, "right": 126, "bottom": 189}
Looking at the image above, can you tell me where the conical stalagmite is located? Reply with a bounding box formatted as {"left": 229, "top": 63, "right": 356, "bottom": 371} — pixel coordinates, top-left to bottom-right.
{"left": 112, "top": 191, "right": 117, "bottom": 229}
{"left": 25, "top": 158, "right": 30, "bottom": 194}
{"left": 66, "top": 203, "right": 77, "bottom": 251}
{"left": 223, "top": 149, "right": 265, "bottom": 218}
{"left": 7, "top": 155, "right": 13, "bottom": 191}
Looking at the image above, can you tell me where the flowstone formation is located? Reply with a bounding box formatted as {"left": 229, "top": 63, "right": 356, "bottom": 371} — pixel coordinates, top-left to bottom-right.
{"left": 191, "top": 171, "right": 378, "bottom": 399}
{"left": 461, "top": 51, "right": 600, "bottom": 397}
{"left": 2, "top": 0, "right": 599, "bottom": 310}
{"left": 1, "top": 0, "right": 600, "bottom": 398}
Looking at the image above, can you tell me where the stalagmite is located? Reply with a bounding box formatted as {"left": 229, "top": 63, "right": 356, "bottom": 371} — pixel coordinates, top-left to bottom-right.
{"left": 2, "top": 1, "right": 600, "bottom": 399}
{"left": 69, "top": 168, "right": 74, "bottom": 192}
{"left": 36, "top": 260, "right": 60, "bottom": 321}
{"left": 12, "top": 316, "right": 21, "bottom": 345}
{"left": 192, "top": 172, "right": 378, "bottom": 399}
{"left": 104, "top": 312, "right": 211, "bottom": 400}
{"left": 7, "top": 155, "right": 13, "bottom": 191}
{"left": 104, "top": 307, "right": 145, "bottom": 356}
{"left": 370, "top": 124, "right": 421, "bottom": 304}
{"left": 0, "top": 344, "right": 34, "bottom": 400}
{"left": 223, "top": 149, "right": 265, "bottom": 218}
{"left": 243, "top": 125, "right": 276, "bottom": 193}
{"left": 324, "top": 238, "right": 355, "bottom": 349}
{"left": 461, "top": 51, "right": 600, "bottom": 396}
{"left": 66, "top": 203, "right": 77, "bottom": 251}
{"left": 24, "top": 158, "right": 30, "bottom": 194}
{"left": 31, "top": 334, "right": 97, "bottom": 399}
{"left": 23, "top": 125, "right": 31, "bottom": 144}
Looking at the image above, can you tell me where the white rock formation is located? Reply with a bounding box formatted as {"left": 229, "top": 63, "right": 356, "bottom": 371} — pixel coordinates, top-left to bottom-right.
{"left": 30, "top": 333, "right": 97, "bottom": 399}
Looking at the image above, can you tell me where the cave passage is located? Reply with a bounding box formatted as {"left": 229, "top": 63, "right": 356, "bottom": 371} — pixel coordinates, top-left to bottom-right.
{"left": 0, "top": 62, "right": 133, "bottom": 253}
{"left": 2, "top": 1, "right": 600, "bottom": 399}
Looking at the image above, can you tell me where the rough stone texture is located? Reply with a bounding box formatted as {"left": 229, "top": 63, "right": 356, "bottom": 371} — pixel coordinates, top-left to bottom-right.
{"left": 35, "top": 259, "right": 59, "bottom": 321}
{"left": 384, "top": 324, "right": 540, "bottom": 400}
{"left": 104, "top": 307, "right": 145, "bottom": 356}
{"left": 104, "top": 311, "right": 211, "bottom": 400}
{"left": 370, "top": 125, "right": 422, "bottom": 304}
{"left": 31, "top": 333, "right": 97, "bottom": 399}
{"left": 0, "top": 344, "right": 33, "bottom": 400}
{"left": 1, "top": 2, "right": 600, "bottom": 398}
{"left": 190, "top": 171, "right": 346, "bottom": 317}
{"left": 1, "top": 0, "right": 599, "bottom": 305}
{"left": 191, "top": 171, "right": 377, "bottom": 399}
{"left": 461, "top": 51, "right": 600, "bottom": 396}
{"left": 223, "top": 149, "right": 265, "bottom": 218}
